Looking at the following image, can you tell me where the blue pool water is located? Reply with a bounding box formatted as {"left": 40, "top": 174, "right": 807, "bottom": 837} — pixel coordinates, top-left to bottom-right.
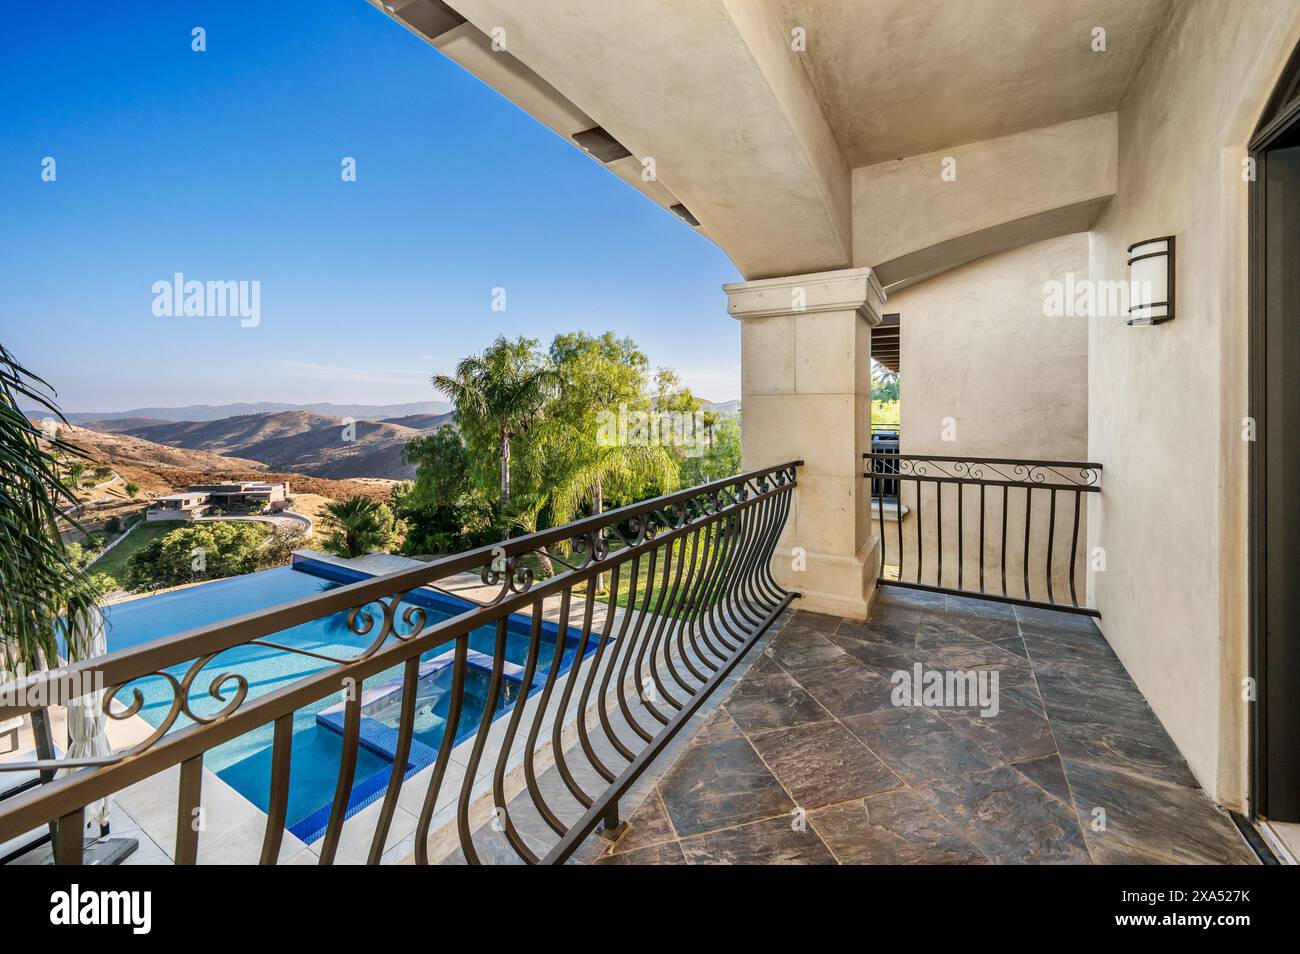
{"left": 100, "top": 561, "right": 587, "bottom": 842}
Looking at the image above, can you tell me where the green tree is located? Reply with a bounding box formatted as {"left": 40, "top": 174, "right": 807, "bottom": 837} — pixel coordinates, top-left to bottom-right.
{"left": 401, "top": 426, "right": 469, "bottom": 509}
{"left": 872, "top": 360, "right": 899, "bottom": 402}
{"left": 546, "top": 333, "right": 678, "bottom": 589}
{"left": 432, "top": 336, "right": 553, "bottom": 515}
{"left": 65, "top": 461, "right": 87, "bottom": 490}
{"left": 125, "top": 521, "right": 271, "bottom": 591}
{"left": 701, "top": 408, "right": 721, "bottom": 449}
{"left": 321, "top": 496, "right": 397, "bottom": 559}
{"left": 680, "top": 414, "right": 741, "bottom": 485}
{"left": 124, "top": 481, "right": 140, "bottom": 498}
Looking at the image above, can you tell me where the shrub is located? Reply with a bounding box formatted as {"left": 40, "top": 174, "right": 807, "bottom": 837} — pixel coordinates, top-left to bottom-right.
{"left": 125, "top": 521, "right": 270, "bottom": 591}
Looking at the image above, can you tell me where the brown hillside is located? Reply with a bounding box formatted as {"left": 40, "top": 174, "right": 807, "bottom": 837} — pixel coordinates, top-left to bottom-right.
{"left": 89, "top": 411, "right": 425, "bottom": 480}
{"left": 58, "top": 423, "right": 266, "bottom": 474}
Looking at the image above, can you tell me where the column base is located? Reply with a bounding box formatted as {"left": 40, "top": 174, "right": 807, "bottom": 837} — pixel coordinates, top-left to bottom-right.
{"left": 772, "top": 537, "right": 881, "bottom": 621}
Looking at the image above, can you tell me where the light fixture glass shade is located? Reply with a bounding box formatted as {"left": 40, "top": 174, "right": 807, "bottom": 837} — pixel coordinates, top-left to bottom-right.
{"left": 1127, "top": 236, "right": 1175, "bottom": 325}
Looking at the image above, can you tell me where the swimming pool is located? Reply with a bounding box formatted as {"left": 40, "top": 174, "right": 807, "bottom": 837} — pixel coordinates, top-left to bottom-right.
{"left": 99, "top": 559, "right": 587, "bottom": 842}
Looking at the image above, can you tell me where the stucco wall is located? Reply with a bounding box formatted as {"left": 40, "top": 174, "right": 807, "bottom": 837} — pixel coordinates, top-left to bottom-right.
{"left": 1088, "top": 0, "right": 1300, "bottom": 807}
{"left": 892, "top": 234, "right": 1090, "bottom": 459}
{"left": 873, "top": 235, "right": 1090, "bottom": 601}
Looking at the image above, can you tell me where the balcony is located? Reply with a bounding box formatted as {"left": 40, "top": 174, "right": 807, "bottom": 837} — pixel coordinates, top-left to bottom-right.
{"left": 0, "top": 459, "right": 1260, "bottom": 865}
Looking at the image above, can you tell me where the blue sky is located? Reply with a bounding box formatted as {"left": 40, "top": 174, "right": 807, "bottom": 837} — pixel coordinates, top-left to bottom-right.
{"left": 0, "top": 1, "right": 742, "bottom": 413}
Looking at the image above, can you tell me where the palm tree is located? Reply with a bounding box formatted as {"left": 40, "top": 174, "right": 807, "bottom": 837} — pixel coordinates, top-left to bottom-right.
{"left": 701, "top": 409, "right": 721, "bottom": 450}
{"left": 65, "top": 461, "right": 86, "bottom": 489}
{"left": 321, "top": 496, "right": 397, "bottom": 559}
{"left": 1, "top": 344, "right": 105, "bottom": 854}
{"left": 0, "top": 343, "right": 99, "bottom": 673}
{"left": 432, "top": 337, "right": 553, "bottom": 515}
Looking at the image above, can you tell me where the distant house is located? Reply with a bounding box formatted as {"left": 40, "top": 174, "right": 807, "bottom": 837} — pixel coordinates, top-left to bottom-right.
{"left": 147, "top": 481, "right": 290, "bottom": 521}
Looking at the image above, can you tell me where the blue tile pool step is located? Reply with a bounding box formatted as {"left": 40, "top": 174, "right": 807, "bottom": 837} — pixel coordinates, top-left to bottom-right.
{"left": 281, "top": 555, "right": 597, "bottom": 846}
{"left": 314, "top": 710, "right": 441, "bottom": 771}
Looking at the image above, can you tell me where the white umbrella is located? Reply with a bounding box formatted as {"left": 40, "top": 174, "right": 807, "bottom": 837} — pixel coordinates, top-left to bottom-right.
{"left": 61, "top": 606, "right": 111, "bottom": 832}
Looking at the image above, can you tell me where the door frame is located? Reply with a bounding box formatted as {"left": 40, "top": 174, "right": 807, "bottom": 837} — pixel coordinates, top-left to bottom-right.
{"left": 1248, "top": 42, "right": 1300, "bottom": 820}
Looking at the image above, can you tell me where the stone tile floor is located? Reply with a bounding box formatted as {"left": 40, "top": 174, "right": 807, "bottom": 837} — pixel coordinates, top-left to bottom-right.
{"left": 594, "top": 588, "right": 1258, "bottom": 865}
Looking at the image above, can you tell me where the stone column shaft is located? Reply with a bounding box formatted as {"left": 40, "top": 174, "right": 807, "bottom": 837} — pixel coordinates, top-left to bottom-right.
{"left": 725, "top": 267, "right": 885, "bottom": 620}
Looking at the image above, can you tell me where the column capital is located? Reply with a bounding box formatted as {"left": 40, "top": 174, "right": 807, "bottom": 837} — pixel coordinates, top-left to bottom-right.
{"left": 724, "top": 267, "right": 886, "bottom": 325}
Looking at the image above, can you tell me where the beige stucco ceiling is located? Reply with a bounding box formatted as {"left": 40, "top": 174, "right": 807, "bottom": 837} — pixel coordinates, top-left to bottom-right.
{"left": 775, "top": 0, "right": 1171, "bottom": 164}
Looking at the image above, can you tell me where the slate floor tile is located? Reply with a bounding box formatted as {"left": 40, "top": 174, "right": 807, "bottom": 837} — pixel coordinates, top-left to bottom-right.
{"left": 785, "top": 609, "right": 844, "bottom": 635}
{"left": 842, "top": 706, "right": 1002, "bottom": 785}
{"left": 764, "top": 627, "right": 850, "bottom": 672}
{"left": 658, "top": 736, "right": 793, "bottom": 838}
{"left": 680, "top": 816, "right": 836, "bottom": 865}
{"left": 938, "top": 696, "right": 1057, "bottom": 763}
{"left": 838, "top": 615, "right": 919, "bottom": 650}
{"left": 608, "top": 790, "right": 677, "bottom": 854}
{"left": 597, "top": 841, "right": 685, "bottom": 865}
{"left": 1009, "top": 753, "right": 1073, "bottom": 805}
{"left": 691, "top": 707, "right": 744, "bottom": 745}
{"left": 827, "top": 631, "right": 919, "bottom": 675}
{"left": 916, "top": 642, "right": 1036, "bottom": 688}
{"left": 919, "top": 612, "right": 1019, "bottom": 648}
{"left": 945, "top": 594, "right": 1017, "bottom": 620}
{"left": 602, "top": 592, "right": 1259, "bottom": 866}
{"left": 748, "top": 720, "right": 903, "bottom": 809}
{"left": 810, "top": 789, "right": 987, "bottom": 864}
{"left": 917, "top": 765, "right": 1091, "bottom": 864}
{"left": 1061, "top": 759, "right": 1256, "bottom": 865}
{"left": 721, "top": 655, "right": 831, "bottom": 735}
{"left": 787, "top": 658, "right": 899, "bottom": 718}
{"left": 1014, "top": 606, "right": 1103, "bottom": 635}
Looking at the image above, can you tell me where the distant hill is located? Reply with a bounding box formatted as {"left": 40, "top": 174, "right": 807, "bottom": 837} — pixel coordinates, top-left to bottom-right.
{"left": 57, "top": 423, "right": 266, "bottom": 473}
{"left": 43, "top": 400, "right": 451, "bottom": 424}
{"left": 702, "top": 399, "right": 740, "bottom": 416}
{"left": 84, "top": 410, "right": 441, "bottom": 480}
{"left": 380, "top": 412, "right": 454, "bottom": 430}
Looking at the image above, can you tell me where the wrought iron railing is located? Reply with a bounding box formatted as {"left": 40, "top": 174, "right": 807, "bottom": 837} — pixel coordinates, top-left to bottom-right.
{"left": 0, "top": 461, "right": 800, "bottom": 865}
{"left": 865, "top": 453, "right": 1101, "bottom": 615}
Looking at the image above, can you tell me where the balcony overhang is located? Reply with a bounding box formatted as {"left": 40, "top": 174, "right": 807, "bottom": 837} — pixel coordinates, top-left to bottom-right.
{"left": 367, "top": 1, "right": 1163, "bottom": 283}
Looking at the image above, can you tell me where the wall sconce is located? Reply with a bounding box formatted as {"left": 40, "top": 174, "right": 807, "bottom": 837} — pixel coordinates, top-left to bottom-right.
{"left": 1126, "top": 235, "right": 1175, "bottom": 325}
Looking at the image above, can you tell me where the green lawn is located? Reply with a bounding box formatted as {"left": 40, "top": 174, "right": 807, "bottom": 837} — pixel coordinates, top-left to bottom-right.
{"left": 89, "top": 521, "right": 173, "bottom": 585}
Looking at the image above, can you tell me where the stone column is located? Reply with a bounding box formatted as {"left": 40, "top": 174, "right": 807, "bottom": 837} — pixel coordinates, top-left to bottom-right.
{"left": 725, "top": 267, "right": 885, "bottom": 620}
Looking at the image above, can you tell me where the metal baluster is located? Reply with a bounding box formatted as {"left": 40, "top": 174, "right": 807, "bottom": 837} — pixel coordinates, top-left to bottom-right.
{"left": 1046, "top": 487, "right": 1058, "bottom": 606}
{"left": 259, "top": 714, "right": 293, "bottom": 864}
{"left": 413, "top": 637, "right": 468, "bottom": 865}
{"left": 174, "top": 754, "right": 203, "bottom": 865}
{"left": 366, "top": 656, "right": 421, "bottom": 864}
{"left": 1069, "top": 489, "right": 1083, "bottom": 608}
{"left": 318, "top": 685, "right": 361, "bottom": 864}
